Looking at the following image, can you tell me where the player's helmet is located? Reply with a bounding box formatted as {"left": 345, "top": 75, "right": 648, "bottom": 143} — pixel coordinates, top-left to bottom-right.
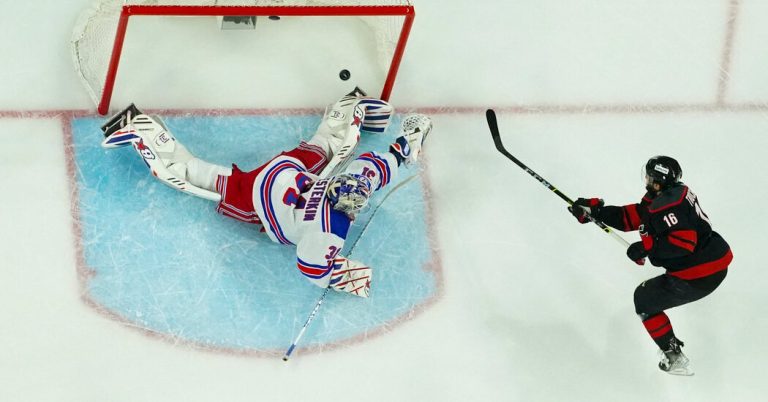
{"left": 327, "top": 173, "right": 373, "bottom": 215}
{"left": 643, "top": 155, "right": 682, "bottom": 190}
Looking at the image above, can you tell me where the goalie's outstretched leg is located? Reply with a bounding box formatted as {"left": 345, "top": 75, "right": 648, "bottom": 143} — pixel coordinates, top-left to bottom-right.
{"left": 309, "top": 90, "right": 395, "bottom": 178}
{"left": 102, "top": 106, "right": 230, "bottom": 201}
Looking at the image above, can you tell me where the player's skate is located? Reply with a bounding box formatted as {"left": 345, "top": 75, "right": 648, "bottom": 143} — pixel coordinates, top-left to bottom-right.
{"left": 658, "top": 337, "right": 693, "bottom": 376}
{"left": 390, "top": 114, "right": 433, "bottom": 166}
{"left": 329, "top": 258, "right": 372, "bottom": 298}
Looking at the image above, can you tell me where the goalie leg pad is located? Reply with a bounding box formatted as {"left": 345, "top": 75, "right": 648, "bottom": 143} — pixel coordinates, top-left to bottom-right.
{"left": 131, "top": 114, "right": 193, "bottom": 168}
{"left": 311, "top": 92, "right": 393, "bottom": 151}
{"left": 357, "top": 98, "right": 393, "bottom": 133}
{"left": 124, "top": 113, "right": 222, "bottom": 201}
{"left": 313, "top": 103, "right": 364, "bottom": 178}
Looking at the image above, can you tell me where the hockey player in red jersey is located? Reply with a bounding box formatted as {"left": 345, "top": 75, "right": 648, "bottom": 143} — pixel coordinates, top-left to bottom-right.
{"left": 100, "top": 89, "right": 432, "bottom": 299}
{"left": 568, "top": 156, "right": 732, "bottom": 376}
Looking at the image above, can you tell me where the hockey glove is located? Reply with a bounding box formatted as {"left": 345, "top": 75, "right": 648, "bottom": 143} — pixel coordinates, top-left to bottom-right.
{"left": 626, "top": 242, "right": 648, "bottom": 266}
{"left": 329, "top": 258, "right": 372, "bottom": 298}
{"left": 568, "top": 198, "right": 604, "bottom": 223}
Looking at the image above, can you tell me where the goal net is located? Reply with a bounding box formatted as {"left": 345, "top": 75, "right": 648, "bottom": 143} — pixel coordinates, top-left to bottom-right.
{"left": 71, "top": 0, "right": 415, "bottom": 114}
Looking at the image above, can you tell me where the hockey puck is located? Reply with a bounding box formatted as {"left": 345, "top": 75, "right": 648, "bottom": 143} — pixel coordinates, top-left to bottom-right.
{"left": 269, "top": 16, "right": 281, "bottom": 21}
{"left": 339, "top": 69, "right": 351, "bottom": 81}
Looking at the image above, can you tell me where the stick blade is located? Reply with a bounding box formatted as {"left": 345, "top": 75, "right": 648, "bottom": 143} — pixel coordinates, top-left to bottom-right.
{"left": 485, "top": 109, "right": 506, "bottom": 152}
{"left": 486, "top": 109, "right": 499, "bottom": 135}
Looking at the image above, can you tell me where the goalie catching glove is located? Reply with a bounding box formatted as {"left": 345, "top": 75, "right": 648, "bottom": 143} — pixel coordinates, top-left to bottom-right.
{"left": 329, "top": 258, "right": 372, "bottom": 298}
{"left": 389, "top": 114, "right": 433, "bottom": 166}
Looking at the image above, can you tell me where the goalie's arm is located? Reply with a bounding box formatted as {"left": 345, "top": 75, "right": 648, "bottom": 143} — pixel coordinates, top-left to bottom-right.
{"left": 295, "top": 231, "right": 346, "bottom": 288}
{"left": 342, "top": 151, "right": 400, "bottom": 192}
{"left": 295, "top": 231, "right": 371, "bottom": 297}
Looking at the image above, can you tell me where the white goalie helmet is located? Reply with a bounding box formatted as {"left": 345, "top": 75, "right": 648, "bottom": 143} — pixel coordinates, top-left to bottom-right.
{"left": 327, "top": 173, "right": 373, "bottom": 215}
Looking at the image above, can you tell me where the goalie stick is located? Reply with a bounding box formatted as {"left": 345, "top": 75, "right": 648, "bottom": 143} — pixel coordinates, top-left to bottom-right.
{"left": 282, "top": 173, "right": 418, "bottom": 362}
{"left": 485, "top": 109, "right": 632, "bottom": 249}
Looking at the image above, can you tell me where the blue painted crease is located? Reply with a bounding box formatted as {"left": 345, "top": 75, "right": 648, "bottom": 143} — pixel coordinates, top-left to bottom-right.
{"left": 71, "top": 114, "right": 436, "bottom": 351}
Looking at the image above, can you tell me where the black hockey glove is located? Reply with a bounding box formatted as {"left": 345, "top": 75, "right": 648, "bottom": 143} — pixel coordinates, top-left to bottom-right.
{"left": 568, "top": 198, "right": 603, "bottom": 224}
{"left": 626, "top": 242, "right": 648, "bottom": 266}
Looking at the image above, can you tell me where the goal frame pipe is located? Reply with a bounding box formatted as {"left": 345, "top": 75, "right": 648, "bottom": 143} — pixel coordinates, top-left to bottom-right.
{"left": 97, "top": 4, "right": 416, "bottom": 115}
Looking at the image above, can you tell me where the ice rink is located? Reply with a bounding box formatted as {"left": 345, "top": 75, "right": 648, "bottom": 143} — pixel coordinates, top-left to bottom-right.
{"left": 2, "top": 1, "right": 768, "bottom": 401}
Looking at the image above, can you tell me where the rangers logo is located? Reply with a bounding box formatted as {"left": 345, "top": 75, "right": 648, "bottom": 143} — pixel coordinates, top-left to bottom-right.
{"left": 351, "top": 105, "right": 364, "bottom": 128}
{"left": 134, "top": 139, "right": 155, "bottom": 160}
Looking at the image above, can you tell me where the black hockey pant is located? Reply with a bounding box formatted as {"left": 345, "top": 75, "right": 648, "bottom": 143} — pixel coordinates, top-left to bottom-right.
{"left": 633, "top": 269, "right": 727, "bottom": 349}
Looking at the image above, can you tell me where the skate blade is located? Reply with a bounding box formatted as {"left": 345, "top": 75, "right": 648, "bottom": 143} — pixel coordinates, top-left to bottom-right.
{"left": 665, "top": 367, "right": 695, "bottom": 376}
{"left": 101, "top": 103, "right": 142, "bottom": 138}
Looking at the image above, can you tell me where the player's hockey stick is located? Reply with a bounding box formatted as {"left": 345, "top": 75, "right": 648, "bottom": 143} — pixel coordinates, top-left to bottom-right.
{"left": 282, "top": 173, "right": 419, "bottom": 361}
{"left": 485, "top": 109, "right": 631, "bottom": 248}
{"left": 282, "top": 287, "right": 330, "bottom": 361}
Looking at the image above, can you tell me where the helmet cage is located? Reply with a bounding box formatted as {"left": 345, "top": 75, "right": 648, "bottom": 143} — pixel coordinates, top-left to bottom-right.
{"left": 327, "top": 173, "right": 373, "bottom": 215}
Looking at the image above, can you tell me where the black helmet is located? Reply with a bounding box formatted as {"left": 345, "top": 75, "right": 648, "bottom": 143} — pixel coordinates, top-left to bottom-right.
{"left": 644, "top": 155, "right": 682, "bottom": 189}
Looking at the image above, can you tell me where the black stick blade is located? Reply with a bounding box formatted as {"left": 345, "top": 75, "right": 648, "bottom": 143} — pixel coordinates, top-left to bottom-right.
{"left": 486, "top": 109, "right": 513, "bottom": 158}
{"left": 486, "top": 109, "right": 505, "bottom": 153}
{"left": 486, "top": 109, "right": 498, "bottom": 136}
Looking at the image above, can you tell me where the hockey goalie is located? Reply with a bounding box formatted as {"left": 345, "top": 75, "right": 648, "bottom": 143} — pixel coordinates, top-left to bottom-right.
{"left": 100, "top": 89, "right": 433, "bottom": 298}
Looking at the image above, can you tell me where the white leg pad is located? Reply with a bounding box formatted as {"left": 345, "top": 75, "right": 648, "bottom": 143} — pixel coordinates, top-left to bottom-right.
{"left": 186, "top": 158, "right": 232, "bottom": 193}
{"left": 130, "top": 114, "right": 223, "bottom": 202}
{"left": 311, "top": 95, "right": 363, "bottom": 159}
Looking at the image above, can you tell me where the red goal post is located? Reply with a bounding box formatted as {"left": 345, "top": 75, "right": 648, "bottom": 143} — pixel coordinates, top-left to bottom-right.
{"left": 72, "top": 1, "right": 415, "bottom": 115}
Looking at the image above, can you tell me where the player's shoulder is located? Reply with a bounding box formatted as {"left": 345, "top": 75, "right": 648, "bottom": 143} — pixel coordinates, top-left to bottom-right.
{"left": 648, "top": 184, "right": 689, "bottom": 213}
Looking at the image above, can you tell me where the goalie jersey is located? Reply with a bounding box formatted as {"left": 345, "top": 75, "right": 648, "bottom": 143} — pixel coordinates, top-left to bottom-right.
{"left": 215, "top": 147, "right": 398, "bottom": 288}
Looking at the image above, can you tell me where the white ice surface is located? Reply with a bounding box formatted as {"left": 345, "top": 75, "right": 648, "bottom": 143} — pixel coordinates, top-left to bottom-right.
{"left": 2, "top": 1, "right": 768, "bottom": 401}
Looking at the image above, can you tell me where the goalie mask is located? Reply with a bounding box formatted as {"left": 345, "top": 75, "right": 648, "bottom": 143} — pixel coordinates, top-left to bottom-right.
{"left": 327, "top": 173, "right": 373, "bottom": 215}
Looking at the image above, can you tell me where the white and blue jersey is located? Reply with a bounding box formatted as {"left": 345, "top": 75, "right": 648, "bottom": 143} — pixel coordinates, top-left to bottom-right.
{"left": 250, "top": 150, "right": 399, "bottom": 288}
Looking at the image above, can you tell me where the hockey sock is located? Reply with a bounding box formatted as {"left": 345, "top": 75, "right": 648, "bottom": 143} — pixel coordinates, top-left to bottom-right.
{"left": 642, "top": 312, "right": 676, "bottom": 350}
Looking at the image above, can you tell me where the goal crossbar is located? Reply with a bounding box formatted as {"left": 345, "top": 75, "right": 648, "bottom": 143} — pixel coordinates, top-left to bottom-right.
{"left": 99, "top": 4, "right": 415, "bottom": 114}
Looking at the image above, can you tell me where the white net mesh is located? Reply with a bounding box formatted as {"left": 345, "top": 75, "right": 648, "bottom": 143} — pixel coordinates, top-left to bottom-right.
{"left": 71, "top": 0, "right": 412, "bottom": 110}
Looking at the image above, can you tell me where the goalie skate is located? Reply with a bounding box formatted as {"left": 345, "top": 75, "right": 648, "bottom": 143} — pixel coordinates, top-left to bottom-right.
{"left": 100, "top": 103, "right": 142, "bottom": 148}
